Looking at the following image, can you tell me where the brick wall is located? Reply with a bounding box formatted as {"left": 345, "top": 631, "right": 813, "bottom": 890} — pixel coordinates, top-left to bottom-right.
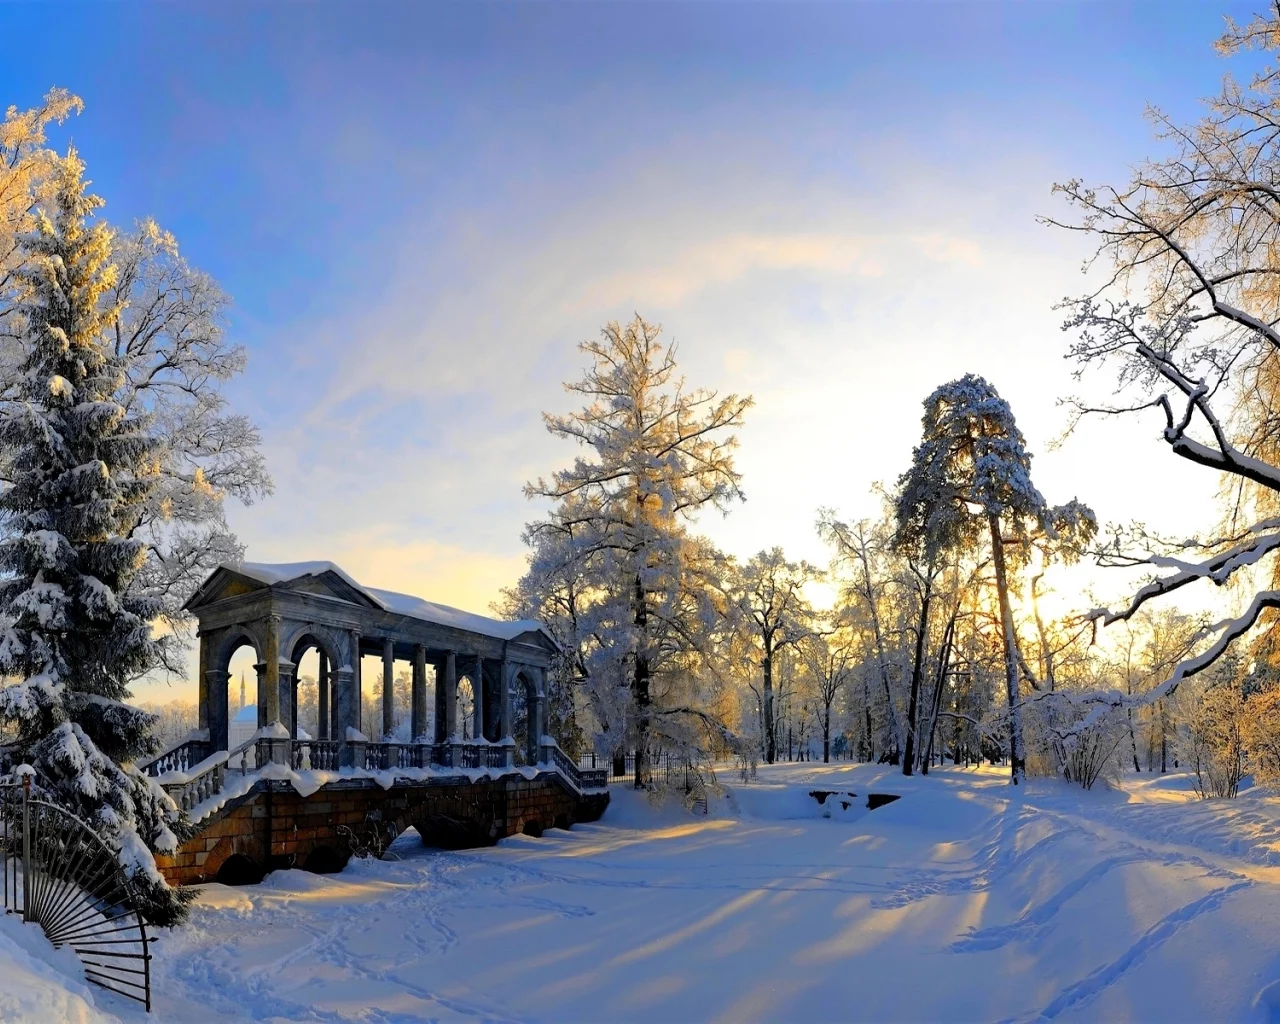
{"left": 156, "top": 775, "right": 610, "bottom": 886}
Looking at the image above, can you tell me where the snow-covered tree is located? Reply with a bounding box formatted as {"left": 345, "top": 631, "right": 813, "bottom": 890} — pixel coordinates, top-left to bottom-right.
{"left": 0, "top": 150, "right": 192, "bottom": 924}
{"left": 730, "top": 548, "right": 819, "bottom": 764}
{"left": 799, "top": 621, "right": 856, "bottom": 763}
{"left": 0, "top": 95, "right": 271, "bottom": 672}
{"left": 518, "top": 316, "right": 751, "bottom": 785}
{"left": 896, "top": 375, "right": 1092, "bottom": 783}
{"left": 1044, "top": 9, "right": 1280, "bottom": 734}
{"left": 817, "top": 513, "right": 906, "bottom": 761}
{"left": 104, "top": 221, "right": 271, "bottom": 666}
{"left": 0, "top": 89, "right": 83, "bottom": 326}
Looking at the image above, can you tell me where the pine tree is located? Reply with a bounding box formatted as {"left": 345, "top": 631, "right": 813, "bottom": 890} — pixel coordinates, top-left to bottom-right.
{"left": 0, "top": 150, "right": 192, "bottom": 924}
{"left": 896, "top": 374, "right": 1067, "bottom": 784}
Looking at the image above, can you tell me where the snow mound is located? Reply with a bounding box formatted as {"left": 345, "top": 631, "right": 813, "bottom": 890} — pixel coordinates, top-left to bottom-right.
{"left": 0, "top": 914, "right": 112, "bottom": 1024}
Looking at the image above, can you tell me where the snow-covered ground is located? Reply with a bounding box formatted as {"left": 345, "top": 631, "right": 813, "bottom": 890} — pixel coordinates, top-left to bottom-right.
{"left": 12, "top": 762, "right": 1280, "bottom": 1022}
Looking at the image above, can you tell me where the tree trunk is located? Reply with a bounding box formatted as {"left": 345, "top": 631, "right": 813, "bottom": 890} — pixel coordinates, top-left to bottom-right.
{"left": 823, "top": 703, "right": 831, "bottom": 763}
{"left": 633, "top": 572, "right": 651, "bottom": 790}
{"left": 921, "top": 613, "right": 955, "bottom": 777}
{"left": 762, "top": 644, "right": 776, "bottom": 764}
{"left": 864, "top": 680, "right": 873, "bottom": 762}
{"left": 989, "top": 514, "right": 1025, "bottom": 784}
{"left": 902, "top": 586, "right": 932, "bottom": 776}
{"left": 1159, "top": 700, "right": 1168, "bottom": 773}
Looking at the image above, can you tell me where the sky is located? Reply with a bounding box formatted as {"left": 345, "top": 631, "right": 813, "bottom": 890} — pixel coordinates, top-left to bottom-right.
{"left": 0, "top": 1, "right": 1265, "bottom": 703}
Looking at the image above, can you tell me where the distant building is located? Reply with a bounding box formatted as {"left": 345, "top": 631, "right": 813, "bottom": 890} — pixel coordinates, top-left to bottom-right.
{"left": 229, "top": 703, "right": 258, "bottom": 750}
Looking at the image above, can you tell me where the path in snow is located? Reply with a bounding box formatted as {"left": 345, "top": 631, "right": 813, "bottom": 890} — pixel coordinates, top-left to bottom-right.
{"left": 37, "top": 764, "right": 1280, "bottom": 1022}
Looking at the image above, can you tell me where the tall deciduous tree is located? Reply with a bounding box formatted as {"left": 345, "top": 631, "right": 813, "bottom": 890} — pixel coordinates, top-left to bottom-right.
{"left": 0, "top": 151, "right": 191, "bottom": 924}
{"left": 732, "top": 548, "right": 819, "bottom": 764}
{"left": 1045, "top": 8, "right": 1280, "bottom": 719}
{"left": 520, "top": 316, "right": 751, "bottom": 785}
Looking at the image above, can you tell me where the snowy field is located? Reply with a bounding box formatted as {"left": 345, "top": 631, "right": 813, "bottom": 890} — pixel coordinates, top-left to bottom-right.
{"left": 11, "top": 762, "right": 1280, "bottom": 1022}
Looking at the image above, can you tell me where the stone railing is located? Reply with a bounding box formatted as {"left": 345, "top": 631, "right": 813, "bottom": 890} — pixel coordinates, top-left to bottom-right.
{"left": 154, "top": 731, "right": 604, "bottom": 813}
{"left": 138, "top": 732, "right": 213, "bottom": 778}
{"left": 155, "top": 751, "right": 228, "bottom": 812}
{"left": 544, "top": 742, "right": 609, "bottom": 793}
{"left": 290, "top": 739, "right": 342, "bottom": 771}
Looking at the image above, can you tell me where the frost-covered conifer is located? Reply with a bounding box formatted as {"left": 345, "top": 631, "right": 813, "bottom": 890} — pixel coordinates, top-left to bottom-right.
{"left": 0, "top": 150, "right": 192, "bottom": 924}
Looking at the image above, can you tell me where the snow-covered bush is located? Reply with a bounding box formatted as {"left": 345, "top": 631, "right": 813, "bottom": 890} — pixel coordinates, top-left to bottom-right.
{"left": 1184, "top": 685, "right": 1247, "bottom": 799}
{"left": 1242, "top": 688, "right": 1280, "bottom": 789}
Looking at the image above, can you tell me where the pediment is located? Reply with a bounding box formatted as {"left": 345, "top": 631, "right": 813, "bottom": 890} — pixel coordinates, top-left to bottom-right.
{"left": 278, "top": 570, "right": 382, "bottom": 609}
{"left": 184, "top": 567, "right": 267, "bottom": 611}
{"left": 184, "top": 566, "right": 381, "bottom": 612}
{"left": 507, "top": 628, "right": 560, "bottom": 654}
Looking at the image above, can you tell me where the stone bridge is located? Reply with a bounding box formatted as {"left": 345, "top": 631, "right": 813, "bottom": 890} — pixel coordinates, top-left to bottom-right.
{"left": 142, "top": 562, "right": 609, "bottom": 885}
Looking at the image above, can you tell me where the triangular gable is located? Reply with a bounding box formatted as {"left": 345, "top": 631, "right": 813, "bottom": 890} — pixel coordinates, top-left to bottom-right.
{"left": 183, "top": 566, "right": 382, "bottom": 612}
{"left": 278, "top": 570, "right": 382, "bottom": 609}
{"left": 506, "top": 628, "right": 560, "bottom": 654}
{"left": 183, "top": 567, "right": 267, "bottom": 611}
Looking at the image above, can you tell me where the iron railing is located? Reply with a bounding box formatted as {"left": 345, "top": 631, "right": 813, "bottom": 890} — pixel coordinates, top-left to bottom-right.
{"left": 0, "top": 777, "right": 152, "bottom": 1011}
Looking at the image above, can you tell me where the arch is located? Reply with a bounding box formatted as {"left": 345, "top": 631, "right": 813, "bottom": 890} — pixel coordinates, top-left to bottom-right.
{"left": 210, "top": 624, "right": 265, "bottom": 674}
{"left": 215, "top": 853, "right": 265, "bottom": 886}
{"left": 457, "top": 675, "right": 475, "bottom": 741}
{"left": 206, "top": 625, "right": 266, "bottom": 752}
{"left": 302, "top": 845, "right": 347, "bottom": 874}
{"left": 282, "top": 622, "right": 344, "bottom": 669}
{"left": 510, "top": 667, "right": 541, "bottom": 766}
{"left": 286, "top": 626, "right": 345, "bottom": 740}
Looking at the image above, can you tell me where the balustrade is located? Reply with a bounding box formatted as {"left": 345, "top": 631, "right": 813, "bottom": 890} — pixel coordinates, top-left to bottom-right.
{"left": 139, "top": 736, "right": 213, "bottom": 778}
{"left": 290, "top": 740, "right": 342, "bottom": 771}
{"left": 154, "top": 734, "right": 600, "bottom": 817}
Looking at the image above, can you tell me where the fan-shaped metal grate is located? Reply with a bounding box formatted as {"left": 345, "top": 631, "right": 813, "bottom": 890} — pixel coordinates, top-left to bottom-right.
{"left": 1, "top": 779, "right": 152, "bottom": 1011}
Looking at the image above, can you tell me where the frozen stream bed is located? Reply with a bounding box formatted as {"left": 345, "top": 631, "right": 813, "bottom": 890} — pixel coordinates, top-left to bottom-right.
{"left": 12, "top": 762, "right": 1280, "bottom": 1022}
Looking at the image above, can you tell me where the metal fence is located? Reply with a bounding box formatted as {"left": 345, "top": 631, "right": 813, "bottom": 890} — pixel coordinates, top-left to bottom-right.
{"left": 576, "top": 751, "right": 699, "bottom": 790}
{"left": 1, "top": 776, "right": 152, "bottom": 1011}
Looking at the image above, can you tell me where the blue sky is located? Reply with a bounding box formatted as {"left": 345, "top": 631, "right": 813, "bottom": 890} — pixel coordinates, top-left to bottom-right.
{"left": 0, "top": 2, "right": 1261, "bottom": 699}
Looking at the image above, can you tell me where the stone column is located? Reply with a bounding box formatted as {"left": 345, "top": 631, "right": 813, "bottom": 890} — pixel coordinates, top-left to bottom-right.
{"left": 382, "top": 637, "right": 395, "bottom": 740}
{"left": 348, "top": 629, "right": 362, "bottom": 735}
{"left": 254, "top": 662, "right": 268, "bottom": 729}
{"left": 533, "top": 667, "right": 548, "bottom": 765}
{"left": 411, "top": 645, "right": 427, "bottom": 742}
{"left": 472, "top": 655, "right": 485, "bottom": 745}
{"left": 334, "top": 666, "right": 357, "bottom": 764}
{"left": 441, "top": 651, "right": 456, "bottom": 738}
{"left": 318, "top": 651, "right": 330, "bottom": 740}
{"left": 444, "top": 651, "right": 462, "bottom": 765}
{"left": 197, "top": 631, "right": 209, "bottom": 732}
{"left": 499, "top": 660, "right": 514, "bottom": 767}
{"left": 264, "top": 615, "right": 282, "bottom": 725}
{"left": 433, "top": 658, "right": 446, "bottom": 743}
{"left": 207, "top": 669, "right": 230, "bottom": 751}
{"left": 274, "top": 660, "right": 296, "bottom": 765}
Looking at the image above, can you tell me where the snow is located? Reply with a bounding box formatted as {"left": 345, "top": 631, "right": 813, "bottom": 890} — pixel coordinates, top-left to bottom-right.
{"left": 23, "top": 762, "right": 1272, "bottom": 1022}
{"left": 0, "top": 912, "right": 110, "bottom": 1024}
{"left": 232, "top": 560, "right": 549, "bottom": 643}
{"left": 366, "top": 586, "right": 547, "bottom": 643}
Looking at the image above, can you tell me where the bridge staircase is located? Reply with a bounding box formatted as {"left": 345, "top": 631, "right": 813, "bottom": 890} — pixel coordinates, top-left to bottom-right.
{"left": 139, "top": 733, "right": 609, "bottom": 885}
